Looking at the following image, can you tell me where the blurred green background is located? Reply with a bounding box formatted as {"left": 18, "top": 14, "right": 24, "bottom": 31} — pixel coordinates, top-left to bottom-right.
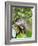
{"left": 12, "top": 7, "right": 32, "bottom": 39}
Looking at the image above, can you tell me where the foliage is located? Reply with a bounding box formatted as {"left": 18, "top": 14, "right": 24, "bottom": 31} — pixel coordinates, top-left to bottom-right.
{"left": 12, "top": 7, "right": 32, "bottom": 38}
{"left": 16, "top": 33, "right": 26, "bottom": 39}
{"left": 14, "top": 8, "right": 32, "bottom": 22}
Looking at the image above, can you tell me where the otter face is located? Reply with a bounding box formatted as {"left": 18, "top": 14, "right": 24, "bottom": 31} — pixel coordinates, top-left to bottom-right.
{"left": 15, "top": 19, "right": 26, "bottom": 30}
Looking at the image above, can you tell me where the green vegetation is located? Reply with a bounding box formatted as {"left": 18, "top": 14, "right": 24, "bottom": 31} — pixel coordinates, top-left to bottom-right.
{"left": 12, "top": 7, "right": 32, "bottom": 39}
{"left": 16, "top": 33, "right": 26, "bottom": 38}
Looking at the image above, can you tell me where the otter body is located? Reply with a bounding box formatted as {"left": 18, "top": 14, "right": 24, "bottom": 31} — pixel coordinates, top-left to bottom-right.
{"left": 12, "top": 19, "right": 29, "bottom": 38}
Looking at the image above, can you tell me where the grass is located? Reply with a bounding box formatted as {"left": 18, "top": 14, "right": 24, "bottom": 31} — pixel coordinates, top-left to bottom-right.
{"left": 16, "top": 29, "right": 32, "bottom": 39}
